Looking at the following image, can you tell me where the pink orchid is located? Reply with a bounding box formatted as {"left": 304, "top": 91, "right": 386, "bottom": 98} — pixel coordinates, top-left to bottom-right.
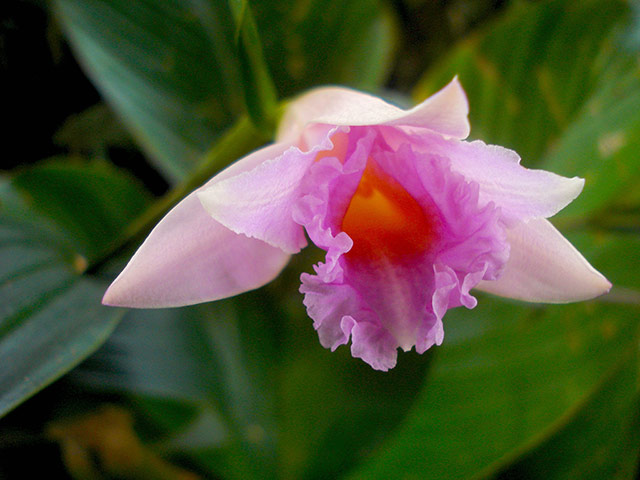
{"left": 103, "top": 79, "right": 611, "bottom": 371}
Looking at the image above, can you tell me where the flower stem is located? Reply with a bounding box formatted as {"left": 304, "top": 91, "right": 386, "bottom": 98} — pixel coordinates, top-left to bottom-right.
{"left": 228, "top": 0, "right": 279, "bottom": 134}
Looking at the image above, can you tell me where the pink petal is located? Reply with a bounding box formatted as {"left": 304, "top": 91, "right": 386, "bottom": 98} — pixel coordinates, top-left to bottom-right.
{"left": 102, "top": 185, "right": 290, "bottom": 309}
{"left": 211, "top": 142, "right": 295, "bottom": 182}
{"left": 197, "top": 142, "right": 324, "bottom": 253}
{"left": 476, "top": 218, "right": 611, "bottom": 303}
{"left": 277, "top": 77, "right": 469, "bottom": 145}
{"left": 394, "top": 77, "right": 469, "bottom": 138}
{"left": 301, "top": 280, "right": 360, "bottom": 350}
{"left": 349, "top": 319, "right": 399, "bottom": 372}
{"left": 412, "top": 135, "right": 586, "bottom": 224}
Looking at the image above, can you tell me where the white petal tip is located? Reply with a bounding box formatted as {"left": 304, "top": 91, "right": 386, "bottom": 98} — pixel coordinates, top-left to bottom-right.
{"left": 101, "top": 282, "right": 126, "bottom": 308}
{"left": 101, "top": 278, "right": 145, "bottom": 309}
{"left": 587, "top": 275, "right": 613, "bottom": 300}
{"left": 563, "top": 259, "right": 612, "bottom": 303}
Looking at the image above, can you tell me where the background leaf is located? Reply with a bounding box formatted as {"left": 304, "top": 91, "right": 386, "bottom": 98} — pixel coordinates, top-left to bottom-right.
{"left": 346, "top": 301, "right": 639, "bottom": 480}
{"left": 73, "top": 296, "right": 280, "bottom": 480}
{"left": 0, "top": 157, "right": 150, "bottom": 417}
{"left": 414, "top": 0, "right": 629, "bottom": 166}
{"left": 54, "top": 0, "right": 245, "bottom": 182}
{"left": 413, "top": 0, "right": 640, "bottom": 234}
{"left": 54, "top": 0, "right": 397, "bottom": 183}
{"left": 254, "top": 0, "right": 397, "bottom": 95}
{"left": 538, "top": 56, "right": 640, "bottom": 223}
{"left": 496, "top": 354, "right": 640, "bottom": 480}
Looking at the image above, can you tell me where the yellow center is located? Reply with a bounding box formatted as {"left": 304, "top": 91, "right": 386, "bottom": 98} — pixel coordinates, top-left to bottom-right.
{"left": 341, "top": 164, "right": 438, "bottom": 261}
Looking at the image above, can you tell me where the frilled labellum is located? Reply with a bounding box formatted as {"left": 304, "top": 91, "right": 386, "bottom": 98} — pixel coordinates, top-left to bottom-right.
{"left": 103, "top": 79, "right": 611, "bottom": 371}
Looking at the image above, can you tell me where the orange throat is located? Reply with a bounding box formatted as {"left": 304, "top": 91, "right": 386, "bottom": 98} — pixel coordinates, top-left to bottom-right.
{"left": 341, "top": 164, "right": 438, "bottom": 262}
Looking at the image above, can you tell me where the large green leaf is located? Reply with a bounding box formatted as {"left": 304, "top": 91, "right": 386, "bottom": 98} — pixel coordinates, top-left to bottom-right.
{"left": 54, "top": 0, "right": 245, "bottom": 182}
{"left": 496, "top": 354, "right": 640, "bottom": 480}
{"left": 72, "top": 293, "right": 280, "bottom": 480}
{"left": 254, "top": 0, "right": 397, "bottom": 95}
{"left": 54, "top": 0, "right": 396, "bottom": 183}
{"left": 0, "top": 159, "right": 150, "bottom": 418}
{"left": 414, "top": 0, "right": 629, "bottom": 165}
{"left": 538, "top": 55, "right": 640, "bottom": 223}
{"left": 346, "top": 300, "right": 639, "bottom": 480}
{"left": 416, "top": 0, "right": 640, "bottom": 223}
{"left": 415, "top": 0, "right": 640, "bottom": 227}
{"left": 498, "top": 228, "right": 640, "bottom": 479}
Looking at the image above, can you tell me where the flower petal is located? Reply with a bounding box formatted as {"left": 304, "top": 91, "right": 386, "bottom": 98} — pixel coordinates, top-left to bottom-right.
{"left": 476, "top": 218, "right": 611, "bottom": 303}
{"left": 277, "top": 77, "right": 469, "bottom": 144}
{"left": 197, "top": 141, "right": 326, "bottom": 253}
{"left": 416, "top": 136, "right": 585, "bottom": 224}
{"left": 102, "top": 186, "right": 290, "bottom": 308}
{"left": 395, "top": 76, "right": 469, "bottom": 138}
{"left": 349, "top": 319, "right": 399, "bottom": 372}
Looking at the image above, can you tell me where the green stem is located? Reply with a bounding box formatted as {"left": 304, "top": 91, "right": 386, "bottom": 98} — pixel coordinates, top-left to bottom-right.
{"left": 88, "top": 116, "right": 268, "bottom": 273}
{"left": 228, "top": 0, "right": 279, "bottom": 134}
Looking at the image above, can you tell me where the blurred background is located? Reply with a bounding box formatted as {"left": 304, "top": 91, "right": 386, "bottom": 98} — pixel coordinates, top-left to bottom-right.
{"left": 1, "top": 0, "right": 639, "bottom": 478}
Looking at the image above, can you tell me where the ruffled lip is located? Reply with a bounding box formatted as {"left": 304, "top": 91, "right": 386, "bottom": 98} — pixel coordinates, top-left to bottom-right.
{"left": 296, "top": 125, "right": 510, "bottom": 370}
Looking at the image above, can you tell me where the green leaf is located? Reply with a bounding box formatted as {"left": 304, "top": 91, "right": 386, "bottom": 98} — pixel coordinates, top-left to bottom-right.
{"left": 339, "top": 6, "right": 397, "bottom": 92}
{"left": 539, "top": 56, "right": 640, "bottom": 223}
{"left": 0, "top": 262, "right": 121, "bottom": 420}
{"left": 252, "top": 0, "right": 397, "bottom": 95}
{"left": 414, "top": 0, "right": 629, "bottom": 165}
{"left": 346, "top": 301, "right": 639, "bottom": 480}
{"left": 54, "top": 0, "right": 396, "bottom": 184}
{"left": 415, "top": 0, "right": 640, "bottom": 227}
{"left": 0, "top": 195, "right": 112, "bottom": 418}
{"left": 0, "top": 160, "right": 151, "bottom": 418}
{"left": 10, "top": 158, "right": 151, "bottom": 263}
{"left": 54, "top": 0, "right": 245, "bottom": 182}
{"left": 496, "top": 352, "right": 640, "bottom": 480}
{"left": 72, "top": 293, "right": 280, "bottom": 480}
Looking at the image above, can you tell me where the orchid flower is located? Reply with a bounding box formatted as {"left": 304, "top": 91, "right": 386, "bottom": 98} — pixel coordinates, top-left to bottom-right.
{"left": 103, "top": 79, "right": 611, "bottom": 371}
